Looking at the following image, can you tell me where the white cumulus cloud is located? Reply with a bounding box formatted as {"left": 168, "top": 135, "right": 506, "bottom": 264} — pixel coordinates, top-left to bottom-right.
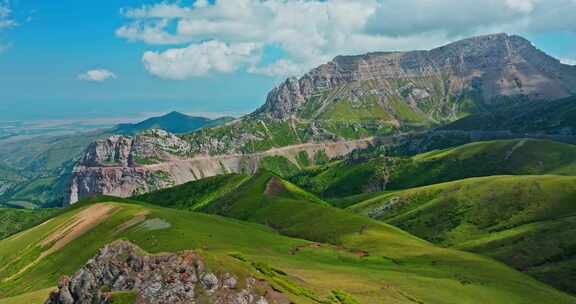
{"left": 505, "top": 0, "right": 536, "bottom": 13}
{"left": 77, "top": 69, "right": 118, "bottom": 82}
{"left": 142, "top": 40, "right": 260, "bottom": 79}
{"left": 0, "top": 0, "right": 15, "bottom": 30}
{"left": 117, "top": 0, "right": 576, "bottom": 79}
{"left": 0, "top": 0, "right": 16, "bottom": 52}
{"left": 249, "top": 59, "right": 307, "bottom": 77}
{"left": 561, "top": 58, "right": 576, "bottom": 66}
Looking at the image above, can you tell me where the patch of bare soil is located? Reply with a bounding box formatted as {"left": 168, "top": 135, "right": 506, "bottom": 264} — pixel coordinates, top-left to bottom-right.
{"left": 264, "top": 177, "right": 286, "bottom": 196}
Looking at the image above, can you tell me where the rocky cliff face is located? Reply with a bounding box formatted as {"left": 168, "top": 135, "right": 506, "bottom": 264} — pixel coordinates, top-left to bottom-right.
{"left": 69, "top": 128, "right": 372, "bottom": 203}
{"left": 45, "top": 240, "right": 285, "bottom": 304}
{"left": 69, "top": 129, "right": 193, "bottom": 203}
{"left": 257, "top": 33, "right": 576, "bottom": 120}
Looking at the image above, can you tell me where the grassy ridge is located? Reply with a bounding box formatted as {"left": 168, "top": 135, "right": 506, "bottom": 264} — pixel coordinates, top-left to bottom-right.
{"left": 135, "top": 174, "right": 248, "bottom": 211}
{"left": 292, "top": 139, "right": 576, "bottom": 198}
{"left": 0, "top": 200, "right": 313, "bottom": 303}
{"left": 260, "top": 156, "right": 301, "bottom": 177}
{"left": 349, "top": 175, "right": 576, "bottom": 294}
{"left": 198, "top": 172, "right": 576, "bottom": 303}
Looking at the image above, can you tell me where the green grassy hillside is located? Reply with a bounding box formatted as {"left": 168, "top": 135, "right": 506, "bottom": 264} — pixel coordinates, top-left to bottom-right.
{"left": 292, "top": 139, "right": 576, "bottom": 198}
{"left": 2, "top": 180, "right": 574, "bottom": 303}
{"left": 134, "top": 173, "right": 249, "bottom": 211}
{"left": 203, "top": 171, "right": 576, "bottom": 302}
{"left": 446, "top": 95, "right": 576, "bottom": 134}
{"left": 0, "top": 208, "right": 58, "bottom": 240}
{"left": 349, "top": 175, "right": 576, "bottom": 294}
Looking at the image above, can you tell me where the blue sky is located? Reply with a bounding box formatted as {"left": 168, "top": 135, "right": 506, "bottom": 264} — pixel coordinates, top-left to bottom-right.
{"left": 0, "top": 0, "right": 574, "bottom": 122}
{"left": 0, "top": 0, "right": 277, "bottom": 121}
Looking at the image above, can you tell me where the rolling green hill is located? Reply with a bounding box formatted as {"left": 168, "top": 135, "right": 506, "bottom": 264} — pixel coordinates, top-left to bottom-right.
{"left": 134, "top": 174, "right": 249, "bottom": 211}
{"left": 142, "top": 171, "right": 576, "bottom": 302}
{"left": 2, "top": 175, "right": 575, "bottom": 303}
{"left": 291, "top": 139, "right": 576, "bottom": 198}
{"left": 349, "top": 175, "right": 576, "bottom": 294}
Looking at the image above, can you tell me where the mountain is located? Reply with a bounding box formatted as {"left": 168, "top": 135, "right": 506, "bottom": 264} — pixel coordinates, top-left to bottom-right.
{"left": 3, "top": 174, "right": 575, "bottom": 303}
{"left": 114, "top": 111, "right": 234, "bottom": 135}
{"left": 348, "top": 175, "right": 576, "bottom": 294}
{"left": 69, "top": 33, "right": 576, "bottom": 202}
{"left": 0, "top": 112, "right": 225, "bottom": 208}
{"left": 256, "top": 33, "right": 576, "bottom": 123}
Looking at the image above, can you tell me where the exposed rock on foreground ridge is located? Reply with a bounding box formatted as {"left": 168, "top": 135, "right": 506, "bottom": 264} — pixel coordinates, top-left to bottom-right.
{"left": 45, "top": 240, "right": 284, "bottom": 304}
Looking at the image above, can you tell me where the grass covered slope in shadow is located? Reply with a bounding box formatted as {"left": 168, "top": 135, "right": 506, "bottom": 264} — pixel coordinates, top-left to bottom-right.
{"left": 349, "top": 175, "right": 576, "bottom": 294}
{"left": 291, "top": 138, "right": 576, "bottom": 199}
{"left": 134, "top": 173, "right": 249, "bottom": 211}
{"left": 444, "top": 95, "right": 576, "bottom": 133}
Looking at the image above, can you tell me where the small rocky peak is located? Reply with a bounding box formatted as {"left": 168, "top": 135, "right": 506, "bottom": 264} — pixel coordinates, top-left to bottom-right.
{"left": 80, "top": 135, "right": 133, "bottom": 167}
{"left": 45, "top": 240, "right": 286, "bottom": 304}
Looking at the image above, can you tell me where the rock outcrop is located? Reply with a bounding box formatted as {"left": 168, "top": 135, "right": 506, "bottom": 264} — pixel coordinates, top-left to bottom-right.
{"left": 257, "top": 33, "right": 576, "bottom": 120}
{"left": 45, "top": 240, "right": 285, "bottom": 304}
{"left": 69, "top": 129, "right": 372, "bottom": 203}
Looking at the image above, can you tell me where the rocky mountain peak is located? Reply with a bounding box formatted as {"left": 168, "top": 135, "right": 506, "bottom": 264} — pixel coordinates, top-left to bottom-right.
{"left": 257, "top": 33, "right": 576, "bottom": 120}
